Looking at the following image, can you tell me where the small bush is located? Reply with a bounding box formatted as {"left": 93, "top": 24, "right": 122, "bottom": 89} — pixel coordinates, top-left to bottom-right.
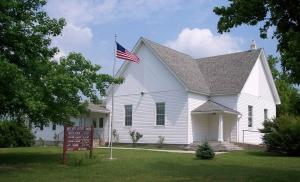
{"left": 196, "top": 142, "right": 215, "bottom": 159}
{"left": 129, "top": 130, "right": 143, "bottom": 146}
{"left": 0, "top": 120, "right": 35, "bottom": 147}
{"left": 158, "top": 136, "right": 165, "bottom": 148}
{"left": 260, "top": 114, "right": 300, "bottom": 156}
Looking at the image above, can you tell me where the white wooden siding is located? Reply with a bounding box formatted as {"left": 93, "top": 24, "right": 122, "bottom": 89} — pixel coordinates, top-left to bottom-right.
{"left": 33, "top": 124, "right": 64, "bottom": 141}
{"left": 237, "top": 93, "right": 275, "bottom": 144}
{"left": 106, "top": 43, "right": 188, "bottom": 144}
{"left": 238, "top": 57, "right": 276, "bottom": 144}
{"left": 107, "top": 90, "right": 188, "bottom": 144}
{"left": 33, "top": 114, "right": 109, "bottom": 142}
{"left": 113, "top": 43, "right": 184, "bottom": 97}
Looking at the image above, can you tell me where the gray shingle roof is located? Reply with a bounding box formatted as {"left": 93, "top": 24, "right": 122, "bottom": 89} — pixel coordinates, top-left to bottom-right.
{"left": 197, "top": 50, "right": 262, "bottom": 95}
{"left": 142, "top": 37, "right": 262, "bottom": 95}
{"left": 192, "top": 100, "right": 240, "bottom": 114}
{"left": 87, "top": 103, "right": 110, "bottom": 113}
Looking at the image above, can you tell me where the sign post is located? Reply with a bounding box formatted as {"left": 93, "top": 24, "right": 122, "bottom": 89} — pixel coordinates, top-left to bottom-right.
{"left": 63, "top": 125, "right": 67, "bottom": 165}
{"left": 63, "top": 126, "right": 94, "bottom": 165}
{"left": 89, "top": 126, "right": 94, "bottom": 159}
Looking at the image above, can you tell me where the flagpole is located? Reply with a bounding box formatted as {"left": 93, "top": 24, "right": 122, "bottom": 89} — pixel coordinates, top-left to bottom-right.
{"left": 110, "top": 33, "right": 117, "bottom": 160}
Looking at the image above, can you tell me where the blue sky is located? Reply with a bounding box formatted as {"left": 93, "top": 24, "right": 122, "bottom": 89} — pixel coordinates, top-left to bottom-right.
{"left": 45, "top": 0, "right": 279, "bottom": 75}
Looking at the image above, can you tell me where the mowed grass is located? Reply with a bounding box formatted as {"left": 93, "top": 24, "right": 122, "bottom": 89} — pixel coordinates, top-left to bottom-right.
{"left": 0, "top": 147, "right": 300, "bottom": 182}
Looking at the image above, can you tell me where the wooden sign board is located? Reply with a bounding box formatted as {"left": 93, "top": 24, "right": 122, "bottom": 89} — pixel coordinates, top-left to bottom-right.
{"left": 63, "top": 126, "right": 94, "bottom": 164}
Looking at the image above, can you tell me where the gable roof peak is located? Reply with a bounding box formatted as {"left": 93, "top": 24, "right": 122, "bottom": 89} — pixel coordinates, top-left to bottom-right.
{"left": 141, "top": 37, "right": 211, "bottom": 94}
{"left": 135, "top": 37, "right": 264, "bottom": 96}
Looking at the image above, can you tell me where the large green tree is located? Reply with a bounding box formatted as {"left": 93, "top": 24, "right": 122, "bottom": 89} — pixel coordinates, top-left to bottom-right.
{"left": 0, "top": 0, "right": 122, "bottom": 126}
{"left": 268, "top": 56, "right": 300, "bottom": 116}
{"left": 214, "top": 0, "right": 300, "bottom": 84}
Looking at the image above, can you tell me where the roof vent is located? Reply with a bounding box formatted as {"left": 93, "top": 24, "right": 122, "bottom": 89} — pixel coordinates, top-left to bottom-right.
{"left": 250, "top": 40, "right": 257, "bottom": 50}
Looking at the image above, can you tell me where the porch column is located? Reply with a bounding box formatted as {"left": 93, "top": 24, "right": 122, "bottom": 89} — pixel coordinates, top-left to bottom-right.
{"left": 218, "top": 113, "right": 224, "bottom": 142}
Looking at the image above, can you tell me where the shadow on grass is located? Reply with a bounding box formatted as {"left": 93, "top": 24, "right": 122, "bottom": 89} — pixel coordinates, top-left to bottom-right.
{"left": 245, "top": 150, "right": 296, "bottom": 157}
{"left": 0, "top": 148, "right": 101, "bottom": 168}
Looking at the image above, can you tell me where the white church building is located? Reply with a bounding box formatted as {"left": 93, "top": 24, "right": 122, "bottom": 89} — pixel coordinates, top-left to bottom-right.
{"left": 34, "top": 37, "right": 280, "bottom": 146}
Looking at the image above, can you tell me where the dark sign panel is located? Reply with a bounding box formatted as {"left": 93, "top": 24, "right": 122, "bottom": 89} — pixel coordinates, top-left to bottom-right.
{"left": 63, "top": 126, "right": 93, "bottom": 164}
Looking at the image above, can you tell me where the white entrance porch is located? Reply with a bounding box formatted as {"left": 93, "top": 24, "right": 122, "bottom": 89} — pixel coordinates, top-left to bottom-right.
{"left": 191, "top": 100, "right": 240, "bottom": 143}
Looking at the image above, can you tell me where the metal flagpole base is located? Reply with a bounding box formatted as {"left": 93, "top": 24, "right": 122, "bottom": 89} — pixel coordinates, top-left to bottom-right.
{"left": 108, "top": 144, "right": 114, "bottom": 160}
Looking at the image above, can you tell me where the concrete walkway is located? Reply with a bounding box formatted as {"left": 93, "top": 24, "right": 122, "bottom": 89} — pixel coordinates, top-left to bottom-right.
{"left": 97, "top": 146, "right": 226, "bottom": 155}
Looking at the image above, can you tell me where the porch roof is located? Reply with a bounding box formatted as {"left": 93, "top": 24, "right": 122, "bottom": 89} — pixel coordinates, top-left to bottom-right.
{"left": 87, "top": 103, "right": 110, "bottom": 113}
{"left": 192, "top": 100, "right": 240, "bottom": 115}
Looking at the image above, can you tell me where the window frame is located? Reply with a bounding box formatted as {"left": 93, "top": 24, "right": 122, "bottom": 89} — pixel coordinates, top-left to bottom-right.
{"left": 124, "top": 105, "right": 133, "bottom": 127}
{"left": 156, "top": 102, "right": 165, "bottom": 126}
{"left": 248, "top": 105, "right": 253, "bottom": 127}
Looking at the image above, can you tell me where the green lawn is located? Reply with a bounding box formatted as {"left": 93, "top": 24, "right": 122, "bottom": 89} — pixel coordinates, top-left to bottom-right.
{"left": 0, "top": 147, "right": 299, "bottom": 182}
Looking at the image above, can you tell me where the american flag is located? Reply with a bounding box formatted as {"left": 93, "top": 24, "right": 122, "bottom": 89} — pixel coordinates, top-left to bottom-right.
{"left": 116, "top": 42, "right": 140, "bottom": 63}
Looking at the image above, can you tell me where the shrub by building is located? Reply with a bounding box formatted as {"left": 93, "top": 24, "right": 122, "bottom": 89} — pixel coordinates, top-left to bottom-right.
{"left": 260, "top": 114, "right": 300, "bottom": 156}
{"left": 0, "top": 120, "right": 35, "bottom": 147}
{"left": 196, "top": 142, "right": 215, "bottom": 159}
{"left": 129, "top": 130, "right": 143, "bottom": 146}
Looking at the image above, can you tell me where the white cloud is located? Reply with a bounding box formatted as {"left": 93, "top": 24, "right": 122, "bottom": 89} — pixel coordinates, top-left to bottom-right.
{"left": 165, "top": 28, "right": 243, "bottom": 58}
{"left": 45, "top": 0, "right": 94, "bottom": 26}
{"left": 52, "top": 24, "right": 93, "bottom": 54}
{"left": 45, "top": 0, "right": 184, "bottom": 58}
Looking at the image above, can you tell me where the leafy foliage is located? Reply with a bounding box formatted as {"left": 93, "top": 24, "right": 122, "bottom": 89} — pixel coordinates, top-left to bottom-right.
{"left": 195, "top": 142, "right": 215, "bottom": 160}
{"left": 275, "top": 80, "right": 300, "bottom": 116}
{"left": 0, "top": 0, "right": 122, "bottom": 126}
{"left": 260, "top": 115, "right": 300, "bottom": 156}
{"left": 214, "top": 0, "right": 300, "bottom": 84}
{"left": 0, "top": 120, "right": 35, "bottom": 147}
{"left": 268, "top": 56, "right": 300, "bottom": 116}
{"left": 129, "top": 130, "right": 143, "bottom": 146}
